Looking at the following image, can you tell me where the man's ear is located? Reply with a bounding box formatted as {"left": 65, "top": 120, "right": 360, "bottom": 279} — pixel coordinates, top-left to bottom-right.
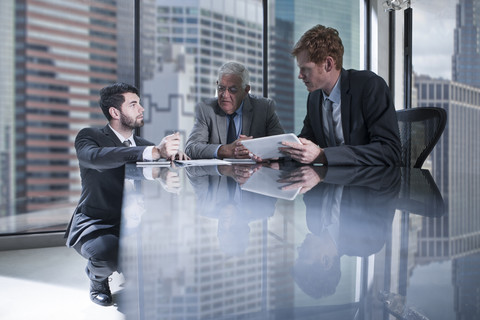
{"left": 325, "top": 57, "right": 335, "bottom": 72}
{"left": 244, "top": 85, "right": 251, "bottom": 93}
{"left": 109, "top": 107, "right": 120, "bottom": 119}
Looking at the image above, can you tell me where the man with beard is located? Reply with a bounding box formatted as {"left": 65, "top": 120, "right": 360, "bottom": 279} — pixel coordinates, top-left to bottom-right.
{"left": 65, "top": 82, "right": 187, "bottom": 306}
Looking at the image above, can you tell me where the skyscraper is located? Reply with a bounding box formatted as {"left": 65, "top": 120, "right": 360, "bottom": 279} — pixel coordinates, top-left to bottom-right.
{"left": 154, "top": 0, "right": 264, "bottom": 100}
{"left": 272, "top": 0, "right": 361, "bottom": 133}
{"left": 14, "top": 0, "right": 119, "bottom": 214}
{"left": 268, "top": 0, "right": 296, "bottom": 132}
{"left": 146, "top": 0, "right": 361, "bottom": 138}
{"left": 452, "top": 0, "right": 480, "bottom": 88}
{"left": 0, "top": 0, "right": 15, "bottom": 217}
{"left": 142, "top": 0, "right": 264, "bottom": 140}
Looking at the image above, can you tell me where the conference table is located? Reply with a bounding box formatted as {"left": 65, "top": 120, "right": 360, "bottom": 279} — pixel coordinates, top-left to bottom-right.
{"left": 116, "top": 161, "right": 478, "bottom": 320}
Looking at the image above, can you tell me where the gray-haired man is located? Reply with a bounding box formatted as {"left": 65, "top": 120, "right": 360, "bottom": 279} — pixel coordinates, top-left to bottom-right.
{"left": 185, "top": 61, "right": 285, "bottom": 159}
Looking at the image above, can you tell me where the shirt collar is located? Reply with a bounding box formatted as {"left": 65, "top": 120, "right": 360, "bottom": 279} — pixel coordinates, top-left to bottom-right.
{"left": 109, "top": 124, "right": 134, "bottom": 145}
{"left": 322, "top": 75, "right": 341, "bottom": 105}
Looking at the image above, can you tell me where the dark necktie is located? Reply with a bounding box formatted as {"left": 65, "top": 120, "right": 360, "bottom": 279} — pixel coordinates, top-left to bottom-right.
{"left": 123, "top": 139, "right": 132, "bottom": 147}
{"left": 226, "top": 112, "right": 237, "bottom": 144}
{"left": 227, "top": 176, "right": 237, "bottom": 202}
{"left": 325, "top": 99, "right": 336, "bottom": 147}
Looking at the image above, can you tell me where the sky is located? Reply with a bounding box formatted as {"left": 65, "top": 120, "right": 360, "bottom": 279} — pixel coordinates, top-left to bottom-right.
{"left": 411, "top": 0, "right": 457, "bottom": 80}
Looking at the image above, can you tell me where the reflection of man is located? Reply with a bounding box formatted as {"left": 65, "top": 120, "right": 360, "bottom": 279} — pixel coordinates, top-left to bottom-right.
{"left": 185, "top": 61, "right": 284, "bottom": 159}
{"left": 65, "top": 83, "right": 187, "bottom": 306}
{"left": 186, "top": 164, "right": 277, "bottom": 256}
{"left": 293, "top": 166, "right": 401, "bottom": 299}
{"left": 280, "top": 25, "right": 401, "bottom": 166}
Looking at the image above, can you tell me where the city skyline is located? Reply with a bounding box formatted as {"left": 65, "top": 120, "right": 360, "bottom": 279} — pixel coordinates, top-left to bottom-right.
{"left": 1, "top": 1, "right": 480, "bottom": 317}
{"left": 0, "top": 0, "right": 475, "bottom": 226}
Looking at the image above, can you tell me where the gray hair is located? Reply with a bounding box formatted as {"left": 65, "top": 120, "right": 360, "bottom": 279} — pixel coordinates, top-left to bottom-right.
{"left": 217, "top": 61, "right": 250, "bottom": 89}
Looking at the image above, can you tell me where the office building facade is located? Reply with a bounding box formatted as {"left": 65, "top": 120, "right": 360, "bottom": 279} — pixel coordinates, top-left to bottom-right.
{"left": 452, "top": 0, "right": 480, "bottom": 89}
{"left": 13, "top": 0, "right": 119, "bottom": 214}
{"left": 415, "top": 75, "right": 480, "bottom": 260}
{"left": 145, "top": 0, "right": 361, "bottom": 138}
{"left": 0, "top": 0, "right": 15, "bottom": 217}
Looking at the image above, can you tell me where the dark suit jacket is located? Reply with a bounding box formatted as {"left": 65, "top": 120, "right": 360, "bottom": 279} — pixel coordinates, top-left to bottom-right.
{"left": 303, "top": 166, "right": 401, "bottom": 257}
{"left": 65, "top": 125, "right": 154, "bottom": 247}
{"left": 185, "top": 94, "right": 285, "bottom": 159}
{"left": 299, "top": 69, "right": 401, "bottom": 166}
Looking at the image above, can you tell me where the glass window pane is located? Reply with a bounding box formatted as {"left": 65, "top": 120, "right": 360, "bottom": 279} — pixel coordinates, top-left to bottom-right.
{"left": 268, "top": 0, "right": 361, "bottom": 133}
{"left": 141, "top": 0, "right": 264, "bottom": 143}
{"left": 0, "top": 0, "right": 135, "bottom": 235}
{"left": 413, "top": 0, "right": 478, "bottom": 174}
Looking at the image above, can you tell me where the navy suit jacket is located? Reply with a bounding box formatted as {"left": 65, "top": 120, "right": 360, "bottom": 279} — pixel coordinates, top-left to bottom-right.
{"left": 65, "top": 125, "right": 153, "bottom": 247}
{"left": 299, "top": 69, "right": 401, "bottom": 166}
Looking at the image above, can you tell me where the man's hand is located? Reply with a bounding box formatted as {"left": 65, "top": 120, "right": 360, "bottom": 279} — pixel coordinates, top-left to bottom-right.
{"left": 218, "top": 163, "right": 262, "bottom": 185}
{"left": 174, "top": 151, "right": 190, "bottom": 161}
{"left": 153, "top": 132, "right": 181, "bottom": 160}
{"left": 154, "top": 167, "right": 181, "bottom": 194}
{"left": 278, "top": 165, "right": 326, "bottom": 194}
{"left": 279, "top": 137, "right": 327, "bottom": 164}
{"left": 218, "top": 135, "right": 252, "bottom": 159}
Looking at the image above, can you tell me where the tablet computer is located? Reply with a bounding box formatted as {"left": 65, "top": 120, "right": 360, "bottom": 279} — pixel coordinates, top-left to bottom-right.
{"left": 240, "top": 166, "right": 301, "bottom": 200}
{"left": 241, "top": 133, "right": 300, "bottom": 159}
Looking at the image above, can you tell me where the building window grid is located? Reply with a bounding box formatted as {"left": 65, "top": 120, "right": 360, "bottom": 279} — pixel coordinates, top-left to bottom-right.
{"left": 156, "top": 4, "right": 263, "bottom": 98}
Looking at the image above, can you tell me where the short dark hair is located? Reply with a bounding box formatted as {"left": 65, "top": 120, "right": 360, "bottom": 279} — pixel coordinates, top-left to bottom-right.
{"left": 292, "top": 24, "right": 344, "bottom": 70}
{"left": 99, "top": 82, "right": 139, "bottom": 121}
{"left": 293, "top": 254, "right": 341, "bottom": 299}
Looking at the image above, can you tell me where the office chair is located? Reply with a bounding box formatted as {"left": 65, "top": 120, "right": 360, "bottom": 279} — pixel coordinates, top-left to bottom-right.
{"left": 396, "top": 107, "right": 447, "bottom": 168}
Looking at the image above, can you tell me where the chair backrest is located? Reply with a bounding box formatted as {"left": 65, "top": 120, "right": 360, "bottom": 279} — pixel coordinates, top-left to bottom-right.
{"left": 396, "top": 107, "right": 447, "bottom": 168}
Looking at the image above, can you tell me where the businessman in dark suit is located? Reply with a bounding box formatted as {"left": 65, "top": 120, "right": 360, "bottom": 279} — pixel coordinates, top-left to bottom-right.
{"left": 292, "top": 166, "right": 401, "bottom": 299}
{"left": 280, "top": 25, "right": 401, "bottom": 166}
{"left": 185, "top": 61, "right": 284, "bottom": 159}
{"left": 65, "top": 82, "right": 187, "bottom": 306}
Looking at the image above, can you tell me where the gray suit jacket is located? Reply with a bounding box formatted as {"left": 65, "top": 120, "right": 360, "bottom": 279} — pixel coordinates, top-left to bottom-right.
{"left": 185, "top": 94, "right": 285, "bottom": 159}
{"left": 299, "top": 69, "right": 401, "bottom": 166}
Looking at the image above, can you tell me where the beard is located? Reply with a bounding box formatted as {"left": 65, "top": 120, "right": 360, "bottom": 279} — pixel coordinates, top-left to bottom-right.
{"left": 119, "top": 112, "right": 144, "bottom": 129}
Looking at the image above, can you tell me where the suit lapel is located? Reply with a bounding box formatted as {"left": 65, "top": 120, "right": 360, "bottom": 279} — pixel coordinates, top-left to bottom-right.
{"left": 340, "top": 69, "right": 351, "bottom": 145}
{"left": 309, "top": 90, "right": 328, "bottom": 146}
{"left": 242, "top": 95, "right": 253, "bottom": 136}
{"left": 215, "top": 103, "right": 228, "bottom": 144}
{"left": 102, "top": 125, "right": 123, "bottom": 146}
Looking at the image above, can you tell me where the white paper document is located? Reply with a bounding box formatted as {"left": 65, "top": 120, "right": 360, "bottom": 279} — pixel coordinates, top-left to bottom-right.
{"left": 223, "top": 158, "right": 257, "bottom": 164}
{"left": 240, "top": 133, "right": 301, "bottom": 159}
{"left": 240, "top": 167, "right": 302, "bottom": 200}
{"left": 136, "top": 159, "right": 171, "bottom": 167}
{"left": 174, "top": 159, "right": 231, "bottom": 167}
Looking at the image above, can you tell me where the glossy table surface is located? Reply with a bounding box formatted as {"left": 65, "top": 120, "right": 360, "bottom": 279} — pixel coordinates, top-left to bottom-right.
{"left": 117, "top": 162, "right": 478, "bottom": 320}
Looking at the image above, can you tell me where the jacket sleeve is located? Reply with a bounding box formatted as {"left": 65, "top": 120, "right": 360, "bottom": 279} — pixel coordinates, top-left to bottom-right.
{"left": 185, "top": 102, "right": 220, "bottom": 159}
{"left": 75, "top": 128, "right": 149, "bottom": 170}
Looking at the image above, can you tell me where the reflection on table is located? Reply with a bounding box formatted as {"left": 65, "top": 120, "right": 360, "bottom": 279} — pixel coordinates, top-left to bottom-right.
{"left": 114, "top": 162, "right": 480, "bottom": 320}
